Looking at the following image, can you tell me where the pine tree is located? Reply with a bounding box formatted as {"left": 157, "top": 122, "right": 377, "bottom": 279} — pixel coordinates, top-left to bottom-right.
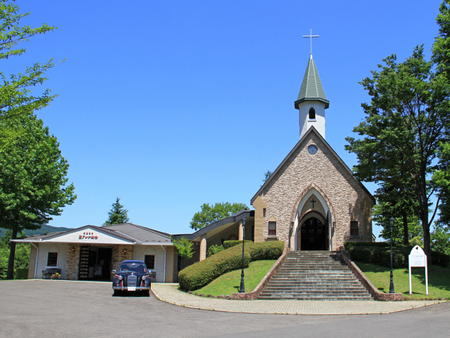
{"left": 104, "top": 198, "right": 130, "bottom": 225}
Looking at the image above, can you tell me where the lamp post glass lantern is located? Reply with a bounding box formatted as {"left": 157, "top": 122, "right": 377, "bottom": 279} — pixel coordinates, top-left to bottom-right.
{"left": 389, "top": 216, "right": 395, "bottom": 294}
{"left": 239, "top": 218, "right": 246, "bottom": 293}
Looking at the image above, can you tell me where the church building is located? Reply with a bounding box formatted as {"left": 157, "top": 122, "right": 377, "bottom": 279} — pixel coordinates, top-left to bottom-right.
{"left": 252, "top": 53, "right": 374, "bottom": 251}
{"left": 180, "top": 52, "right": 374, "bottom": 260}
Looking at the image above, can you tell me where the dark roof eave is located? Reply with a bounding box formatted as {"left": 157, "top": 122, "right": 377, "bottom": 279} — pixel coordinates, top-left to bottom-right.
{"left": 294, "top": 98, "right": 330, "bottom": 109}
{"left": 173, "top": 209, "right": 255, "bottom": 241}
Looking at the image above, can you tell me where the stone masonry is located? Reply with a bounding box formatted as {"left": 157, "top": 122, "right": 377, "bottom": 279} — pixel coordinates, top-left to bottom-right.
{"left": 252, "top": 129, "right": 373, "bottom": 250}
{"left": 65, "top": 244, "right": 133, "bottom": 280}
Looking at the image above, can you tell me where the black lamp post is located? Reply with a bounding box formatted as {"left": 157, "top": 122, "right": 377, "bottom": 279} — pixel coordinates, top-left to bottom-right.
{"left": 239, "top": 218, "right": 247, "bottom": 293}
{"left": 389, "top": 216, "right": 395, "bottom": 294}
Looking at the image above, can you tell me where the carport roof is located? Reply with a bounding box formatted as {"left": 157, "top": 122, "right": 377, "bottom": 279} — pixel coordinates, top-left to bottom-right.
{"left": 172, "top": 209, "right": 254, "bottom": 242}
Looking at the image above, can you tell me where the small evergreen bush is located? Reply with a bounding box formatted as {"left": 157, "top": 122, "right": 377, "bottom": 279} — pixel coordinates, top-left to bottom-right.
{"left": 178, "top": 241, "right": 284, "bottom": 291}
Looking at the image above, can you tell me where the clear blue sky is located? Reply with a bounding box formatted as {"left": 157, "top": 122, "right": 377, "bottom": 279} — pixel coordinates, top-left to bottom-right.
{"left": 10, "top": 0, "right": 443, "bottom": 238}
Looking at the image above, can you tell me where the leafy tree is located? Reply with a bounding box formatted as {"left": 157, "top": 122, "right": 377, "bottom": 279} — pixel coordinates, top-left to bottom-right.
{"left": 431, "top": 223, "right": 450, "bottom": 255}
{"left": 432, "top": 0, "right": 450, "bottom": 226}
{"left": 172, "top": 237, "right": 194, "bottom": 260}
{"left": 432, "top": 0, "right": 450, "bottom": 80}
{"left": 104, "top": 197, "right": 129, "bottom": 225}
{"left": 0, "top": 114, "right": 76, "bottom": 279}
{"left": 172, "top": 237, "right": 194, "bottom": 270}
{"left": 373, "top": 203, "right": 421, "bottom": 245}
{"left": 0, "top": 230, "right": 30, "bottom": 280}
{"left": 190, "top": 202, "right": 249, "bottom": 231}
{"left": 0, "top": 0, "right": 72, "bottom": 280}
{"left": 0, "top": 0, "right": 57, "bottom": 146}
{"left": 433, "top": 143, "right": 450, "bottom": 224}
{"left": 346, "top": 45, "right": 450, "bottom": 261}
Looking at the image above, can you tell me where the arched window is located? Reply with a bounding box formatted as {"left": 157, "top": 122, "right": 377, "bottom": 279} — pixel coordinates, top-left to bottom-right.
{"left": 309, "top": 107, "right": 316, "bottom": 120}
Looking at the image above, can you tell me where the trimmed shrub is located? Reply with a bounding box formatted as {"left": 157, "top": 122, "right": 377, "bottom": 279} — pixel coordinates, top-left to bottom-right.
{"left": 178, "top": 241, "right": 284, "bottom": 291}
{"left": 432, "top": 251, "right": 450, "bottom": 267}
{"left": 207, "top": 244, "right": 224, "bottom": 257}
{"left": 223, "top": 240, "right": 252, "bottom": 249}
{"left": 15, "top": 268, "right": 28, "bottom": 279}
{"left": 345, "top": 242, "right": 450, "bottom": 268}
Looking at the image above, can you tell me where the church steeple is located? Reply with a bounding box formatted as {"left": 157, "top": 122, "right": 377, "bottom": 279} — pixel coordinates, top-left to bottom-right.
{"left": 295, "top": 43, "right": 329, "bottom": 139}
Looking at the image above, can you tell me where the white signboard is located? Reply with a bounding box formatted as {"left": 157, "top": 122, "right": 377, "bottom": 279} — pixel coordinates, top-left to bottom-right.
{"left": 408, "top": 245, "right": 428, "bottom": 295}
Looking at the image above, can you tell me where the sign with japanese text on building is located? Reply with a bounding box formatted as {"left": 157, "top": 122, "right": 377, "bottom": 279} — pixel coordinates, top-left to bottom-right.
{"left": 79, "top": 232, "right": 98, "bottom": 240}
{"left": 408, "top": 245, "right": 428, "bottom": 295}
{"left": 44, "top": 226, "right": 134, "bottom": 244}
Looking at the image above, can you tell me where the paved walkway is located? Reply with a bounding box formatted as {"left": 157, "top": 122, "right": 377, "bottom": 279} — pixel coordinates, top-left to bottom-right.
{"left": 151, "top": 283, "right": 445, "bottom": 315}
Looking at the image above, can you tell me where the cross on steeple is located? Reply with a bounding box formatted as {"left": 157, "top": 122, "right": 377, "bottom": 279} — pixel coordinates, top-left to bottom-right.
{"left": 310, "top": 198, "right": 316, "bottom": 209}
{"left": 303, "top": 29, "right": 319, "bottom": 55}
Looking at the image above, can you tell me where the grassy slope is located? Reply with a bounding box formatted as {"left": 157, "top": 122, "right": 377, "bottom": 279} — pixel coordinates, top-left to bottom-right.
{"left": 189, "top": 259, "right": 450, "bottom": 300}
{"left": 356, "top": 261, "right": 450, "bottom": 300}
{"left": 193, "top": 260, "right": 276, "bottom": 296}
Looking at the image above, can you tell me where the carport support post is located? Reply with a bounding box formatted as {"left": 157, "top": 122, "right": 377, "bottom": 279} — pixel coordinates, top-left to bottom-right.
{"left": 199, "top": 235, "right": 207, "bottom": 261}
{"left": 239, "top": 218, "right": 247, "bottom": 293}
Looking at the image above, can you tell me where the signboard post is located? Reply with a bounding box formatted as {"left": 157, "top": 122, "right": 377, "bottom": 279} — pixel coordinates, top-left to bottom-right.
{"left": 408, "top": 245, "right": 428, "bottom": 295}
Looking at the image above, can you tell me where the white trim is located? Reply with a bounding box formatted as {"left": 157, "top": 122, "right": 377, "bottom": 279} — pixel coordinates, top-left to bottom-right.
{"left": 328, "top": 211, "right": 332, "bottom": 251}
{"left": 293, "top": 212, "right": 299, "bottom": 250}
{"left": 297, "top": 188, "right": 329, "bottom": 215}
{"left": 11, "top": 239, "right": 173, "bottom": 246}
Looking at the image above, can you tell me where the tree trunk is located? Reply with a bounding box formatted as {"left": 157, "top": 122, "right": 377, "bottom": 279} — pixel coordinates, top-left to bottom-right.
{"left": 422, "top": 207, "right": 432, "bottom": 265}
{"left": 6, "top": 226, "right": 18, "bottom": 279}
{"left": 403, "top": 212, "right": 409, "bottom": 245}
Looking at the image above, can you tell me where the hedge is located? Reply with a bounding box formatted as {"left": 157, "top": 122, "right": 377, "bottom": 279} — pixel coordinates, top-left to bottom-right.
{"left": 178, "top": 241, "right": 284, "bottom": 291}
{"left": 344, "top": 242, "right": 450, "bottom": 268}
{"left": 223, "top": 240, "right": 252, "bottom": 249}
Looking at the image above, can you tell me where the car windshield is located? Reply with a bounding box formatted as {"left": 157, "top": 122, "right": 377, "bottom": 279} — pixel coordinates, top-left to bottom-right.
{"left": 119, "top": 262, "right": 147, "bottom": 273}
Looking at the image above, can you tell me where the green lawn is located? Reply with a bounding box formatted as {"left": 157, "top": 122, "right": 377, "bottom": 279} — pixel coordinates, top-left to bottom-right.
{"left": 356, "top": 261, "right": 450, "bottom": 300}
{"left": 192, "top": 260, "right": 277, "bottom": 297}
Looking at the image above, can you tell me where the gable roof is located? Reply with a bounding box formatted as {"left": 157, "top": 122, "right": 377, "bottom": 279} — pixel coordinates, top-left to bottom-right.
{"left": 11, "top": 223, "right": 172, "bottom": 246}
{"left": 295, "top": 55, "right": 329, "bottom": 109}
{"left": 250, "top": 126, "right": 375, "bottom": 204}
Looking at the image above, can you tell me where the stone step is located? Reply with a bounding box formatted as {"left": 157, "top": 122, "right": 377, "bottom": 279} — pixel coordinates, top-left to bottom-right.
{"left": 273, "top": 272, "right": 355, "bottom": 276}
{"left": 259, "top": 289, "right": 371, "bottom": 295}
{"left": 258, "top": 251, "right": 372, "bottom": 301}
{"left": 259, "top": 291, "right": 371, "bottom": 297}
{"left": 257, "top": 295, "right": 373, "bottom": 301}
{"left": 262, "top": 288, "right": 369, "bottom": 294}
{"left": 265, "top": 281, "right": 364, "bottom": 286}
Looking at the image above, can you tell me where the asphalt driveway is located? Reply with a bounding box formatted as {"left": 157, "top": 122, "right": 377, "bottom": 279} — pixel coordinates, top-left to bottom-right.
{"left": 0, "top": 280, "right": 449, "bottom": 338}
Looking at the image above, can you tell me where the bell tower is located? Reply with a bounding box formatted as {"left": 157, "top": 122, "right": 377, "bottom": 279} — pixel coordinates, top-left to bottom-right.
{"left": 294, "top": 31, "right": 329, "bottom": 139}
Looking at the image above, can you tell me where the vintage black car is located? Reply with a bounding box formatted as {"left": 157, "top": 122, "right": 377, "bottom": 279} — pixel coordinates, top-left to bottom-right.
{"left": 112, "top": 260, "right": 154, "bottom": 296}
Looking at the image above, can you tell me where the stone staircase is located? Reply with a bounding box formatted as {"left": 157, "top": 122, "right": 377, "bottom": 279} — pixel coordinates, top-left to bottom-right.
{"left": 258, "top": 251, "right": 373, "bottom": 301}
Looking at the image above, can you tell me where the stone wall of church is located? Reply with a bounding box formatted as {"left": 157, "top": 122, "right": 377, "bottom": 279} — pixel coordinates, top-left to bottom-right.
{"left": 253, "top": 132, "right": 373, "bottom": 250}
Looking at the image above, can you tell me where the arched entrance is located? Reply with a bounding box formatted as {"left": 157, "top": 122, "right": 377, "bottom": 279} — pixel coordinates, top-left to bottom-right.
{"left": 291, "top": 188, "right": 333, "bottom": 251}
{"left": 300, "top": 214, "right": 328, "bottom": 250}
